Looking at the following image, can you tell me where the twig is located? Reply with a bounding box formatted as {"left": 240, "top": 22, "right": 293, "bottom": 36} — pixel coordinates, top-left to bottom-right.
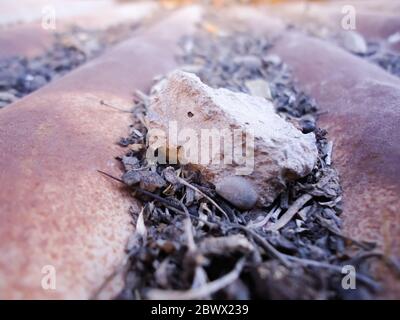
{"left": 99, "top": 99, "right": 132, "bottom": 113}
{"left": 136, "top": 207, "right": 147, "bottom": 239}
{"left": 179, "top": 201, "right": 197, "bottom": 252}
{"left": 179, "top": 202, "right": 209, "bottom": 292}
{"left": 167, "top": 204, "right": 220, "bottom": 230}
{"left": 325, "top": 141, "right": 333, "bottom": 166}
{"left": 99, "top": 169, "right": 290, "bottom": 267}
{"left": 91, "top": 258, "right": 129, "bottom": 300}
{"left": 230, "top": 225, "right": 291, "bottom": 267}
{"left": 130, "top": 165, "right": 151, "bottom": 171}
{"left": 98, "top": 170, "right": 227, "bottom": 227}
{"left": 284, "top": 255, "right": 381, "bottom": 291}
{"left": 246, "top": 206, "right": 277, "bottom": 229}
{"left": 97, "top": 170, "right": 126, "bottom": 184}
{"left": 267, "top": 194, "right": 312, "bottom": 232}
{"left": 317, "top": 215, "right": 375, "bottom": 250}
{"left": 346, "top": 252, "right": 383, "bottom": 266}
{"left": 97, "top": 170, "right": 182, "bottom": 211}
{"left": 133, "top": 89, "right": 149, "bottom": 103}
{"left": 168, "top": 202, "right": 286, "bottom": 266}
{"left": 146, "top": 258, "right": 245, "bottom": 300}
{"left": 176, "top": 177, "right": 230, "bottom": 220}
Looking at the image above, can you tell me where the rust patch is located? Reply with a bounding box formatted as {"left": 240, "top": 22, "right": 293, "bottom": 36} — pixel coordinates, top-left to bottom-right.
{"left": 0, "top": 6, "right": 203, "bottom": 299}
{"left": 273, "top": 33, "right": 400, "bottom": 297}
{"left": 0, "top": 23, "right": 53, "bottom": 59}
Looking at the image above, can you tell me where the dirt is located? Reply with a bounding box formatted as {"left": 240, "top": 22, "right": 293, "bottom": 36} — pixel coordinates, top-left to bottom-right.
{"left": 360, "top": 41, "right": 400, "bottom": 77}
{"left": 113, "top": 31, "right": 382, "bottom": 300}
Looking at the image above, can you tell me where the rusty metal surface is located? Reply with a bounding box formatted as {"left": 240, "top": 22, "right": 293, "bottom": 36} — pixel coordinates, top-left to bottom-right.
{"left": 0, "top": 6, "right": 203, "bottom": 299}
{"left": 221, "top": 5, "right": 286, "bottom": 36}
{"left": 265, "top": 1, "right": 400, "bottom": 52}
{"left": 355, "top": 12, "right": 400, "bottom": 45}
{"left": 0, "top": 23, "right": 54, "bottom": 59}
{"left": 215, "top": 7, "right": 400, "bottom": 297}
{"left": 0, "top": 1, "right": 160, "bottom": 60}
{"left": 272, "top": 33, "right": 400, "bottom": 298}
{"left": 1, "top": 0, "right": 399, "bottom": 299}
{"left": 0, "top": 0, "right": 113, "bottom": 27}
{"left": 71, "top": 1, "right": 160, "bottom": 30}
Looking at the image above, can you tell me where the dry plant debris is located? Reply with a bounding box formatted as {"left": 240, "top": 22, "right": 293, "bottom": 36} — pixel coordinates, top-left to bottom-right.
{"left": 114, "top": 32, "right": 382, "bottom": 300}
{"left": 337, "top": 31, "right": 400, "bottom": 78}
{"left": 319, "top": 30, "right": 400, "bottom": 78}
{"left": 0, "top": 24, "right": 138, "bottom": 108}
{"left": 145, "top": 70, "right": 318, "bottom": 207}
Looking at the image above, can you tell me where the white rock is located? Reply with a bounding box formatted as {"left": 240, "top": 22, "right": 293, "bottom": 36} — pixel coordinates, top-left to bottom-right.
{"left": 340, "top": 31, "right": 367, "bottom": 55}
{"left": 263, "top": 54, "right": 282, "bottom": 65}
{"left": 245, "top": 79, "right": 272, "bottom": 100}
{"left": 388, "top": 32, "right": 400, "bottom": 44}
{"left": 146, "top": 71, "right": 318, "bottom": 206}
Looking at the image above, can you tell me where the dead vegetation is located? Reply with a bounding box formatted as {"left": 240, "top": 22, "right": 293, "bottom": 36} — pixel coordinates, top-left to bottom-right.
{"left": 111, "top": 32, "right": 383, "bottom": 300}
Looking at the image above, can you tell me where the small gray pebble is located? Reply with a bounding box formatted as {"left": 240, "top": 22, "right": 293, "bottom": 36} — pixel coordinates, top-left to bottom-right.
{"left": 262, "top": 54, "right": 282, "bottom": 66}
{"left": 140, "top": 171, "right": 166, "bottom": 192}
{"left": 122, "top": 170, "right": 166, "bottom": 192}
{"left": 215, "top": 176, "right": 258, "bottom": 210}
{"left": 122, "top": 155, "right": 140, "bottom": 171}
{"left": 233, "top": 55, "right": 262, "bottom": 71}
{"left": 122, "top": 170, "right": 142, "bottom": 186}
{"left": 299, "top": 119, "right": 316, "bottom": 134}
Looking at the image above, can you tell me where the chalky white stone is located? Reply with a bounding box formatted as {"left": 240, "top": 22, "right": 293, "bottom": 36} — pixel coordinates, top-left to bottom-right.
{"left": 146, "top": 70, "right": 318, "bottom": 206}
